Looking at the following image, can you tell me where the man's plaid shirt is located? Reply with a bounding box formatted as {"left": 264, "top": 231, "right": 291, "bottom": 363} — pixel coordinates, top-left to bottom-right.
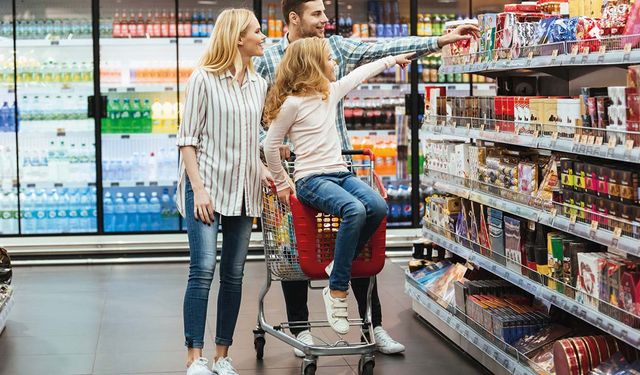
{"left": 254, "top": 34, "right": 440, "bottom": 151}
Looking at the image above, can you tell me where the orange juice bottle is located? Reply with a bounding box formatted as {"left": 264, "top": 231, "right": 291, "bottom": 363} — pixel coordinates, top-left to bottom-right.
{"left": 361, "top": 136, "right": 374, "bottom": 176}
{"left": 387, "top": 140, "right": 397, "bottom": 176}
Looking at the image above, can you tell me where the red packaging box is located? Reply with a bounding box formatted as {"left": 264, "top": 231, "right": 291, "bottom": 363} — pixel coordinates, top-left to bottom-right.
{"left": 495, "top": 97, "right": 503, "bottom": 131}
{"left": 626, "top": 88, "right": 640, "bottom": 147}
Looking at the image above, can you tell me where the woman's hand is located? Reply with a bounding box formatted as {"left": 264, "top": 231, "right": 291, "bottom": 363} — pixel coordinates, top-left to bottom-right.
{"left": 394, "top": 52, "right": 415, "bottom": 69}
{"left": 437, "top": 24, "right": 480, "bottom": 48}
{"left": 277, "top": 187, "right": 292, "bottom": 206}
{"left": 279, "top": 144, "right": 291, "bottom": 161}
{"left": 261, "top": 164, "right": 274, "bottom": 187}
{"left": 193, "top": 187, "right": 215, "bottom": 225}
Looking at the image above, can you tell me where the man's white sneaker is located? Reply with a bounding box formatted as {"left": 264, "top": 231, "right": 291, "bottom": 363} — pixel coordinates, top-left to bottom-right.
{"left": 374, "top": 326, "right": 405, "bottom": 354}
{"left": 212, "top": 357, "right": 238, "bottom": 375}
{"left": 293, "top": 329, "right": 315, "bottom": 358}
{"left": 186, "top": 358, "right": 213, "bottom": 375}
{"left": 322, "top": 286, "right": 350, "bottom": 334}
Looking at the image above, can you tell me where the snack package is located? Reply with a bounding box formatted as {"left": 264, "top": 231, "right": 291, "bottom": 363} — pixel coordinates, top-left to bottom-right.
{"left": 624, "top": 0, "right": 640, "bottom": 47}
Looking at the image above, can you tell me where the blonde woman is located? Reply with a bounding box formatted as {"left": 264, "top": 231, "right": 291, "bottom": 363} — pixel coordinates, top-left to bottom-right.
{"left": 263, "top": 37, "right": 411, "bottom": 335}
{"left": 176, "top": 8, "right": 271, "bottom": 375}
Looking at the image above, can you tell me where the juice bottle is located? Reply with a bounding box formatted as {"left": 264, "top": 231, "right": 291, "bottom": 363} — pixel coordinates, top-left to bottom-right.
{"left": 387, "top": 140, "right": 397, "bottom": 176}
{"left": 152, "top": 10, "right": 161, "bottom": 37}
{"left": 160, "top": 9, "right": 169, "bottom": 37}
{"left": 142, "top": 99, "right": 152, "bottom": 133}
{"left": 169, "top": 11, "right": 177, "bottom": 37}
{"left": 130, "top": 98, "right": 142, "bottom": 133}
{"left": 161, "top": 100, "right": 174, "bottom": 133}
{"left": 151, "top": 98, "right": 162, "bottom": 133}
{"left": 112, "top": 10, "right": 122, "bottom": 38}
{"left": 361, "top": 136, "right": 374, "bottom": 175}
{"left": 120, "top": 98, "right": 131, "bottom": 133}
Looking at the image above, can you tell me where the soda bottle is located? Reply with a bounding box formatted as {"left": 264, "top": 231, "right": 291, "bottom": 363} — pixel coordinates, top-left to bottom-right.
{"left": 136, "top": 10, "right": 146, "bottom": 37}
{"left": 183, "top": 10, "right": 192, "bottom": 37}
{"left": 198, "top": 11, "right": 207, "bottom": 37}
{"left": 108, "top": 98, "right": 120, "bottom": 133}
{"left": 130, "top": 98, "right": 142, "bottom": 133}
{"left": 206, "top": 10, "right": 214, "bottom": 36}
{"left": 151, "top": 98, "right": 162, "bottom": 133}
{"left": 191, "top": 10, "right": 200, "bottom": 37}
{"left": 169, "top": 10, "right": 177, "bottom": 37}
{"left": 120, "top": 98, "right": 131, "bottom": 132}
{"left": 113, "top": 10, "right": 122, "bottom": 37}
{"left": 142, "top": 99, "right": 152, "bottom": 133}
{"left": 433, "top": 14, "right": 441, "bottom": 36}
{"left": 161, "top": 100, "right": 174, "bottom": 132}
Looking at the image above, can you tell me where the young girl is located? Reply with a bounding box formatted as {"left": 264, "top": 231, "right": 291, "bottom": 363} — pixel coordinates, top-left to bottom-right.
{"left": 263, "top": 37, "right": 412, "bottom": 334}
{"left": 176, "top": 8, "right": 272, "bottom": 375}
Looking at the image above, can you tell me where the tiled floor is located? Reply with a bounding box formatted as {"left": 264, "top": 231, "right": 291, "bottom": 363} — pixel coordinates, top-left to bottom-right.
{"left": 0, "top": 259, "right": 490, "bottom": 375}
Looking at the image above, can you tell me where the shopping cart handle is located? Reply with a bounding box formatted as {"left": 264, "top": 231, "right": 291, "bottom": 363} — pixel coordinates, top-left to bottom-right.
{"left": 342, "top": 149, "right": 375, "bottom": 160}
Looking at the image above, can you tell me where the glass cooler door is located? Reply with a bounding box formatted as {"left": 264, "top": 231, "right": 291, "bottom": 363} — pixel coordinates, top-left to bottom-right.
{"left": 0, "top": 4, "right": 19, "bottom": 236}
{"left": 15, "top": 0, "right": 98, "bottom": 234}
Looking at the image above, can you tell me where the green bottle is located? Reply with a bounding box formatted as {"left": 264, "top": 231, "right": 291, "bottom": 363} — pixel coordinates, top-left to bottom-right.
{"left": 142, "top": 99, "right": 152, "bottom": 133}
{"left": 120, "top": 98, "right": 131, "bottom": 133}
{"left": 108, "top": 98, "right": 121, "bottom": 134}
{"left": 131, "top": 98, "right": 142, "bottom": 133}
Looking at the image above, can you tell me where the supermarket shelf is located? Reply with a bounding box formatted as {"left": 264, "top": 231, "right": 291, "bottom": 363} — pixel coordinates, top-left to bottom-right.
{"left": 103, "top": 180, "right": 177, "bottom": 188}
{"left": 348, "top": 129, "right": 396, "bottom": 136}
{"left": 102, "top": 133, "right": 176, "bottom": 139}
{"left": 440, "top": 48, "right": 640, "bottom": 76}
{"left": 102, "top": 84, "right": 179, "bottom": 93}
{"left": 404, "top": 278, "right": 537, "bottom": 375}
{"left": 420, "top": 225, "right": 640, "bottom": 349}
{"left": 355, "top": 83, "right": 411, "bottom": 91}
{"left": 0, "top": 290, "right": 14, "bottom": 335}
{"left": 0, "top": 37, "right": 214, "bottom": 48}
{"left": 421, "top": 174, "right": 640, "bottom": 257}
{"left": 21, "top": 181, "right": 96, "bottom": 189}
{"left": 421, "top": 123, "right": 640, "bottom": 165}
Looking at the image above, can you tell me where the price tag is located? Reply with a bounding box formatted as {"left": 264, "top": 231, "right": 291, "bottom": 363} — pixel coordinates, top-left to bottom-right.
{"left": 480, "top": 124, "right": 486, "bottom": 131}
{"left": 582, "top": 47, "right": 590, "bottom": 55}
{"left": 590, "top": 220, "right": 599, "bottom": 234}
{"left": 587, "top": 135, "right": 595, "bottom": 145}
{"left": 571, "top": 45, "right": 579, "bottom": 56}
{"left": 625, "top": 139, "right": 634, "bottom": 150}
{"left": 608, "top": 137, "right": 617, "bottom": 148}
{"left": 580, "top": 134, "right": 589, "bottom": 144}
{"left": 623, "top": 43, "right": 632, "bottom": 61}
{"left": 573, "top": 133, "right": 581, "bottom": 143}
{"left": 466, "top": 122, "right": 471, "bottom": 130}
{"left": 595, "top": 136, "right": 604, "bottom": 146}
{"left": 551, "top": 49, "right": 559, "bottom": 64}
{"left": 570, "top": 214, "right": 577, "bottom": 225}
{"left": 613, "top": 227, "right": 623, "bottom": 239}
{"left": 552, "top": 131, "right": 559, "bottom": 140}
{"left": 599, "top": 45, "right": 606, "bottom": 55}
{"left": 550, "top": 207, "right": 558, "bottom": 217}
{"left": 533, "top": 130, "right": 540, "bottom": 138}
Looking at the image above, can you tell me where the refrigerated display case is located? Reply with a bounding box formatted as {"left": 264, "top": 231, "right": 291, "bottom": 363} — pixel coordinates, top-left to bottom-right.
{"left": 0, "top": 3, "right": 19, "bottom": 236}
{"left": 13, "top": 0, "right": 98, "bottom": 234}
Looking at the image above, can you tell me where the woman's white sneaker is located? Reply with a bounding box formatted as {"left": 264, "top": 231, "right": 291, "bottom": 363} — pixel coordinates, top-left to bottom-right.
{"left": 293, "top": 329, "right": 315, "bottom": 357}
{"left": 212, "top": 357, "right": 238, "bottom": 375}
{"left": 186, "top": 358, "right": 213, "bottom": 375}
{"left": 322, "top": 286, "right": 350, "bottom": 334}
{"left": 373, "top": 326, "right": 405, "bottom": 354}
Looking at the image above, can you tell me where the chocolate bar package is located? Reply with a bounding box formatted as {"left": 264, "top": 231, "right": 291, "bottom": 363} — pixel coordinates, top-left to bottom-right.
{"left": 504, "top": 215, "right": 523, "bottom": 274}
{"left": 487, "top": 208, "right": 505, "bottom": 265}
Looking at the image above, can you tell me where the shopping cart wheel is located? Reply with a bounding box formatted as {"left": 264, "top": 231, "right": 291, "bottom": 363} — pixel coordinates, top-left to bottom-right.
{"left": 301, "top": 357, "right": 317, "bottom": 375}
{"left": 358, "top": 355, "right": 375, "bottom": 375}
{"left": 253, "top": 330, "right": 266, "bottom": 360}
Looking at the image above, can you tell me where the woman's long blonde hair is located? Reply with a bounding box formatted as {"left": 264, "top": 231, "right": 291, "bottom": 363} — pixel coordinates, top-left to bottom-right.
{"left": 263, "top": 37, "right": 331, "bottom": 126}
{"left": 198, "top": 8, "right": 255, "bottom": 79}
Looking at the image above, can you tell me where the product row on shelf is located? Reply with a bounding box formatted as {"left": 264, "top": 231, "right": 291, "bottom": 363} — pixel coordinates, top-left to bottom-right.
{"left": 440, "top": 0, "right": 640, "bottom": 70}
{"left": 405, "top": 247, "right": 640, "bottom": 375}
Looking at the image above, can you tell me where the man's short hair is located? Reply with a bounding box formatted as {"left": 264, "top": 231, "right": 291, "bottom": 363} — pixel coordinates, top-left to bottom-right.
{"left": 281, "top": 0, "right": 316, "bottom": 25}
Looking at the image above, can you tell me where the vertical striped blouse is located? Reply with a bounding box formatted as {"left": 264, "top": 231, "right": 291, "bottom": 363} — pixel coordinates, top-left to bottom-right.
{"left": 176, "top": 67, "right": 268, "bottom": 218}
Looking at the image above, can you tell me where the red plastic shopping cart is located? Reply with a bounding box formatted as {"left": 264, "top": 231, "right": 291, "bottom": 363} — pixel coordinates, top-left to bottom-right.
{"left": 254, "top": 149, "right": 387, "bottom": 375}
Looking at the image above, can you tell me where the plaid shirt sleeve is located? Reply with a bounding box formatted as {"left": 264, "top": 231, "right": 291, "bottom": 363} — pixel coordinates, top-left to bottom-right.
{"left": 335, "top": 36, "right": 440, "bottom": 71}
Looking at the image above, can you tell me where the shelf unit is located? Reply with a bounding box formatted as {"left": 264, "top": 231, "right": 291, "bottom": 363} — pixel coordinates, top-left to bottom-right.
{"left": 415, "top": 34, "right": 640, "bottom": 372}
{"left": 0, "top": 289, "right": 14, "bottom": 335}
{"left": 405, "top": 275, "right": 538, "bottom": 375}
{"left": 421, "top": 172, "right": 640, "bottom": 258}
{"left": 419, "top": 225, "right": 640, "bottom": 348}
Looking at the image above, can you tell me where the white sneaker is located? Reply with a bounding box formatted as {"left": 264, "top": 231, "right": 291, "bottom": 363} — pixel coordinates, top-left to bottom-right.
{"left": 212, "top": 357, "right": 238, "bottom": 375}
{"left": 322, "top": 286, "right": 350, "bottom": 334}
{"left": 374, "top": 326, "right": 405, "bottom": 354}
{"left": 186, "top": 358, "right": 213, "bottom": 375}
{"left": 293, "top": 329, "right": 315, "bottom": 358}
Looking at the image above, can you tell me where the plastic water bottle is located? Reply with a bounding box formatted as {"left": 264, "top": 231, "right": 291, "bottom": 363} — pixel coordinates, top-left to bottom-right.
{"left": 137, "top": 192, "right": 149, "bottom": 231}
{"left": 103, "top": 192, "right": 115, "bottom": 231}
{"left": 67, "top": 189, "right": 80, "bottom": 230}
{"left": 114, "top": 192, "right": 126, "bottom": 232}
{"left": 33, "top": 189, "right": 45, "bottom": 233}
{"left": 79, "top": 188, "right": 91, "bottom": 232}
{"left": 125, "top": 192, "right": 138, "bottom": 231}
{"left": 149, "top": 191, "right": 161, "bottom": 231}
{"left": 57, "top": 188, "right": 69, "bottom": 232}
{"left": 0, "top": 192, "right": 9, "bottom": 234}
{"left": 89, "top": 187, "right": 97, "bottom": 231}
{"left": 161, "top": 189, "right": 173, "bottom": 230}
{"left": 0, "top": 101, "right": 9, "bottom": 131}
{"left": 148, "top": 152, "right": 158, "bottom": 182}
{"left": 21, "top": 189, "right": 35, "bottom": 234}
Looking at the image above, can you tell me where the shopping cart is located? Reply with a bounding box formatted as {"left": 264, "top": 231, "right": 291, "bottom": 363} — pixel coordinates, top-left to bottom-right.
{"left": 253, "top": 149, "right": 388, "bottom": 375}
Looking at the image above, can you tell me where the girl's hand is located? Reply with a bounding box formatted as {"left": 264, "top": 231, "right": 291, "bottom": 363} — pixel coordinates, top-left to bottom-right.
{"left": 261, "top": 164, "right": 274, "bottom": 187}
{"left": 193, "top": 187, "right": 215, "bottom": 225}
{"left": 394, "top": 52, "right": 415, "bottom": 69}
{"left": 277, "top": 187, "right": 292, "bottom": 206}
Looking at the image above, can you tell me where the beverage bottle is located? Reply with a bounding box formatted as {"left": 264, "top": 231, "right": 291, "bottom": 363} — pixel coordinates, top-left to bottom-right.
{"left": 388, "top": 140, "right": 397, "bottom": 176}
{"left": 130, "top": 98, "right": 142, "bottom": 133}
{"left": 161, "top": 189, "right": 173, "bottom": 230}
{"left": 198, "top": 10, "right": 207, "bottom": 37}
{"left": 400, "top": 185, "right": 412, "bottom": 221}
{"left": 145, "top": 11, "right": 153, "bottom": 37}
{"left": 148, "top": 152, "right": 158, "bottom": 182}
{"left": 183, "top": 10, "right": 192, "bottom": 37}
{"left": 149, "top": 191, "right": 161, "bottom": 231}
{"left": 120, "top": 98, "right": 131, "bottom": 132}
{"left": 151, "top": 99, "right": 162, "bottom": 132}
{"left": 345, "top": 14, "right": 353, "bottom": 37}
{"left": 114, "top": 192, "right": 126, "bottom": 232}
{"left": 169, "top": 10, "right": 177, "bottom": 37}
{"left": 125, "top": 191, "right": 138, "bottom": 231}
{"left": 338, "top": 17, "right": 346, "bottom": 36}
{"left": 104, "top": 191, "right": 115, "bottom": 231}
{"left": 191, "top": 9, "right": 199, "bottom": 37}
{"left": 34, "top": 189, "right": 46, "bottom": 233}
{"left": 151, "top": 10, "right": 161, "bottom": 37}
{"left": 142, "top": 99, "right": 152, "bottom": 133}
{"left": 58, "top": 188, "right": 69, "bottom": 232}
{"left": 22, "top": 189, "right": 36, "bottom": 234}
{"left": 177, "top": 11, "right": 185, "bottom": 36}
{"left": 5, "top": 191, "right": 17, "bottom": 234}
{"left": 161, "top": 100, "right": 174, "bottom": 132}
{"left": 89, "top": 187, "right": 97, "bottom": 231}
{"left": 76, "top": 188, "right": 90, "bottom": 232}
{"left": 0, "top": 101, "right": 9, "bottom": 130}
{"left": 159, "top": 9, "right": 169, "bottom": 37}
{"left": 44, "top": 189, "right": 57, "bottom": 233}
{"left": 137, "top": 192, "right": 150, "bottom": 231}
{"left": 0, "top": 192, "right": 8, "bottom": 234}
{"left": 109, "top": 98, "right": 121, "bottom": 133}
{"left": 136, "top": 10, "right": 146, "bottom": 37}
{"left": 206, "top": 10, "right": 214, "bottom": 36}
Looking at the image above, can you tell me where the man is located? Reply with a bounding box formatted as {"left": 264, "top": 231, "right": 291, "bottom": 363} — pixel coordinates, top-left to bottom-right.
{"left": 254, "top": 0, "right": 478, "bottom": 357}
